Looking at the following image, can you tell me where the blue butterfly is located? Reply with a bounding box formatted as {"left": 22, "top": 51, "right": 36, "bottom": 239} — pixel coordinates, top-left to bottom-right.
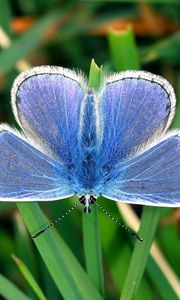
{"left": 0, "top": 66, "right": 180, "bottom": 214}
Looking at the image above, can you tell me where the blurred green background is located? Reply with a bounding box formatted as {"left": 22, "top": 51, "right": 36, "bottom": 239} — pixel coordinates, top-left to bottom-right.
{"left": 0, "top": 1, "right": 179, "bottom": 300}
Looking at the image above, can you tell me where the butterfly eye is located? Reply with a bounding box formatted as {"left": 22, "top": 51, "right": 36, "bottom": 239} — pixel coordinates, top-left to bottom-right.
{"left": 79, "top": 195, "right": 86, "bottom": 204}
{"left": 90, "top": 195, "right": 97, "bottom": 204}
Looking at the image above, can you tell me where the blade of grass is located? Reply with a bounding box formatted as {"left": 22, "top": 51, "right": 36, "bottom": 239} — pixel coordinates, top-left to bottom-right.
{"left": 141, "top": 32, "right": 180, "bottom": 65}
{"left": 40, "top": 257, "right": 60, "bottom": 300}
{"left": 120, "top": 204, "right": 180, "bottom": 299}
{"left": 147, "top": 255, "right": 179, "bottom": 300}
{"left": 172, "top": 79, "right": 180, "bottom": 128}
{"left": 0, "top": 273, "right": 31, "bottom": 300}
{"left": 0, "top": 8, "right": 69, "bottom": 74}
{"left": 0, "top": 0, "right": 12, "bottom": 35}
{"left": 13, "top": 212, "right": 38, "bottom": 298}
{"left": 58, "top": 3, "right": 103, "bottom": 41}
{"left": 120, "top": 206, "right": 161, "bottom": 300}
{"left": 12, "top": 254, "right": 46, "bottom": 300}
{"left": 17, "top": 202, "right": 103, "bottom": 300}
{"left": 14, "top": 212, "right": 38, "bottom": 277}
{"left": 98, "top": 199, "right": 154, "bottom": 300}
{"left": 82, "top": 208, "right": 104, "bottom": 295}
{"left": 108, "top": 26, "right": 140, "bottom": 71}
{"left": 119, "top": 203, "right": 180, "bottom": 299}
{"left": 82, "top": 60, "right": 104, "bottom": 295}
{"left": 88, "top": 59, "right": 103, "bottom": 89}
{"left": 49, "top": 198, "right": 84, "bottom": 264}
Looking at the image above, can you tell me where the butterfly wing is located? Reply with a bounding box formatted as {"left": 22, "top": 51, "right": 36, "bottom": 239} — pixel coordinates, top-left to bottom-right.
{"left": 98, "top": 71, "right": 175, "bottom": 169}
{"left": 0, "top": 128, "right": 74, "bottom": 201}
{"left": 94, "top": 71, "right": 180, "bottom": 207}
{"left": 12, "top": 66, "right": 86, "bottom": 165}
{"left": 96, "top": 134, "right": 180, "bottom": 207}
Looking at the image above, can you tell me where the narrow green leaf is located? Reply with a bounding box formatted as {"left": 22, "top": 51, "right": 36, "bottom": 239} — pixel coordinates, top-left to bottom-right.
{"left": 141, "top": 32, "right": 180, "bottom": 65}
{"left": 99, "top": 199, "right": 154, "bottom": 300}
{"left": 172, "top": 79, "right": 180, "bottom": 128}
{"left": 88, "top": 59, "right": 102, "bottom": 89}
{"left": 108, "top": 26, "right": 140, "bottom": 71}
{"left": 14, "top": 212, "right": 38, "bottom": 279}
{"left": 120, "top": 207, "right": 161, "bottom": 300}
{"left": 82, "top": 60, "right": 104, "bottom": 295}
{"left": 0, "top": 0, "right": 12, "bottom": 35}
{"left": 0, "top": 9, "right": 66, "bottom": 74}
{"left": 17, "top": 202, "right": 103, "bottom": 300}
{"left": 12, "top": 254, "right": 46, "bottom": 300}
{"left": 82, "top": 207, "right": 104, "bottom": 295}
{"left": 13, "top": 212, "right": 39, "bottom": 298}
{"left": 57, "top": 3, "right": 103, "bottom": 41}
{"left": 146, "top": 256, "right": 179, "bottom": 300}
{"left": 0, "top": 273, "right": 31, "bottom": 300}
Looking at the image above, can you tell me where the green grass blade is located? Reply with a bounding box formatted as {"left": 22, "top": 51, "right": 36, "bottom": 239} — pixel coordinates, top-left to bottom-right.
{"left": 12, "top": 254, "right": 46, "bottom": 300}
{"left": 13, "top": 212, "right": 39, "bottom": 298}
{"left": 82, "top": 207, "right": 104, "bottom": 295}
{"left": 0, "top": 9, "right": 67, "bottom": 74}
{"left": 17, "top": 202, "right": 103, "bottom": 300}
{"left": 0, "top": 273, "right": 31, "bottom": 300}
{"left": 146, "top": 255, "right": 179, "bottom": 300}
{"left": 14, "top": 212, "right": 38, "bottom": 278}
{"left": 0, "top": 0, "right": 12, "bottom": 35}
{"left": 99, "top": 199, "right": 179, "bottom": 299}
{"left": 108, "top": 26, "right": 140, "bottom": 71}
{"left": 88, "top": 59, "right": 103, "bottom": 89}
{"left": 172, "top": 79, "right": 180, "bottom": 128}
{"left": 120, "top": 207, "right": 161, "bottom": 300}
{"left": 141, "top": 32, "right": 180, "bottom": 65}
{"left": 99, "top": 199, "right": 154, "bottom": 300}
{"left": 82, "top": 60, "right": 104, "bottom": 295}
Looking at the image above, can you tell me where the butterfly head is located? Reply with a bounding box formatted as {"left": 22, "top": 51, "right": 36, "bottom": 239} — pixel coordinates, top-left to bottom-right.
{"left": 79, "top": 194, "right": 97, "bottom": 213}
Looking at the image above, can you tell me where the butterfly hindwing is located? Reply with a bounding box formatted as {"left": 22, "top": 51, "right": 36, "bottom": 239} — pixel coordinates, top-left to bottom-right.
{"left": 97, "top": 134, "right": 180, "bottom": 206}
{"left": 0, "top": 129, "right": 74, "bottom": 201}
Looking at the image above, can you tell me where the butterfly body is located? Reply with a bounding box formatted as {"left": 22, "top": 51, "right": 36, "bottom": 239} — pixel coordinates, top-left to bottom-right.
{"left": 74, "top": 89, "right": 100, "bottom": 193}
{"left": 0, "top": 66, "right": 179, "bottom": 209}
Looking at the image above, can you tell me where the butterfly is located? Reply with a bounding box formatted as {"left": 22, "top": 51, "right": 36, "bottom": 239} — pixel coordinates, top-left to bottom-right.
{"left": 0, "top": 66, "right": 180, "bottom": 217}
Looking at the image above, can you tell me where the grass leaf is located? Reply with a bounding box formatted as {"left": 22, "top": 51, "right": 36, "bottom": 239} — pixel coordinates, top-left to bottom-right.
{"left": 0, "top": 9, "right": 66, "bottom": 74}
{"left": 141, "top": 32, "right": 180, "bottom": 65}
{"left": 108, "top": 26, "right": 140, "bottom": 71}
{"left": 120, "top": 207, "right": 161, "bottom": 300}
{"left": 12, "top": 254, "right": 47, "bottom": 300}
{"left": 0, "top": 273, "right": 31, "bottom": 300}
{"left": 17, "top": 202, "right": 103, "bottom": 300}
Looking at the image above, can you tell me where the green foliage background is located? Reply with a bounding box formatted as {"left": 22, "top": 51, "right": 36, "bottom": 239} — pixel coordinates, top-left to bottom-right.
{"left": 0, "top": 1, "right": 179, "bottom": 300}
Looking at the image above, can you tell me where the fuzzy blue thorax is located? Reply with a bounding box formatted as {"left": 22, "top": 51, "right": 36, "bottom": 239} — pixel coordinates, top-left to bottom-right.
{"left": 75, "top": 89, "right": 100, "bottom": 192}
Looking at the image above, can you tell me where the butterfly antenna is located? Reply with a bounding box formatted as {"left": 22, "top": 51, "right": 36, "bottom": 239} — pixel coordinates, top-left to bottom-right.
{"left": 32, "top": 201, "right": 80, "bottom": 239}
{"left": 95, "top": 202, "right": 143, "bottom": 242}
